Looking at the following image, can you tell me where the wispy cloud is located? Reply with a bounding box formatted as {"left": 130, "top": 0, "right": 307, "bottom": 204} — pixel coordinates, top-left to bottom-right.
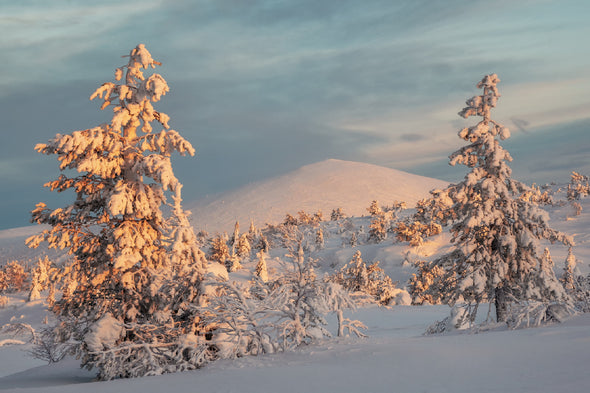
{"left": 1, "top": 0, "right": 590, "bottom": 229}
{"left": 0, "top": 0, "right": 164, "bottom": 91}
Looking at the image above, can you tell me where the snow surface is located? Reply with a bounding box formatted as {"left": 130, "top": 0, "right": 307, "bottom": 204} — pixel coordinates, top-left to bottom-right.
{"left": 2, "top": 300, "right": 590, "bottom": 393}
{"left": 1, "top": 162, "right": 589, "bottom": 392}
{"left": 186, "top": 159, "right": 449, "bottom": 234}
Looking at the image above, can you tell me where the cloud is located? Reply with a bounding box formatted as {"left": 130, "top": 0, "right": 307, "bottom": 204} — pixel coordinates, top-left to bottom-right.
{"left": 1, "top": 0, "right": 590, "bottom": 229}
{"left": 0, "top": 0, "right": 165, "bottom": 93}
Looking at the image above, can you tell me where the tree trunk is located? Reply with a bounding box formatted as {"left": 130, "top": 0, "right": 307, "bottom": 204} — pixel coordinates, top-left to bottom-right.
{"left": 495, "top": 285, "right": 508, "bottom": 323}
{"left": 336, "top": 309, "right": 344, "bottom": 337}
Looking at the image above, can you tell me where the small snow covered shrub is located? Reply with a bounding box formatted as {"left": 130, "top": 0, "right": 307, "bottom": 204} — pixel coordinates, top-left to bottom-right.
{"left": 367, "top": 214, "right": 388, "bottom": 243}
{"left": 0, "top": 295, "right": 8, "bottom": 308}
{"left": 199, "top": 280, "right": 278, "bottom": 358}
{"left": 0, "top": 261, "right": 28, "bottom": 293}
{"left": 507, "top": 301, "right": 574, "bottom": 329}
{"left": 28, "top": 256, "right": 54, "bottom": 301}
{"left": 559, "top": 248, "right": 590, "bottom": 312}
{"left": 425, "top": 304, "right": 476, "bottom": 334}
{"left": 330, "top": 250, "right": 399, "bottom": 305}
{"left": 393, "top": 220, "right": 441, "bottom": 247}
{"left": 567, "top": 171, "right": 589, "bottom": 201}
{"left": 331, "top": 207, "right": 346, "bottom": 221}
{"left": 267, "top": 238, "right": 349, "bottom": 349}
{"left": 209, "top": 233, "right": 231, "bottom": 265}
{"left": 201, "top": 232, "right": 365, "bottom": 358}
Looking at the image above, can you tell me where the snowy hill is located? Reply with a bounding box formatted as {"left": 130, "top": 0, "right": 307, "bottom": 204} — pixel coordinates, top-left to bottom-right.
{"left": 186, "top": 159, "right": 448, "bottom": 234}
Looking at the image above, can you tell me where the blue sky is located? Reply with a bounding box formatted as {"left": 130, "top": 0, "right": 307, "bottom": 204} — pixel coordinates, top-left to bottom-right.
{"left": 1, "top": 0, "right": 589, "bottom": 230}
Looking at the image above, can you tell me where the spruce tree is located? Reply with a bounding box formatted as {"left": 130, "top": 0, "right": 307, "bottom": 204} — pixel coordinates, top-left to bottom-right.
{"left": 561, "top": 247, "right": 580, "bottom": 292}
{"left": 427, "top": 74, "right": 572, "bottom": 324}
{"left": 254, "top": 251, "right": 269, "bottom": 283}
{"left": 27, "top": 44, "right": 208, "bottom": 379}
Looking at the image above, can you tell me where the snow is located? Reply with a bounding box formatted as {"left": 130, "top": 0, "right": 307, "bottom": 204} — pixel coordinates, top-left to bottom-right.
{"left": 1, "top": 162, "right": 589, "bottom": 392}
{"left": 2, "top": 303, "right": 590, "bottom": 392}
{"left": 186, "top": 159, "right": 449, "bottom": 234}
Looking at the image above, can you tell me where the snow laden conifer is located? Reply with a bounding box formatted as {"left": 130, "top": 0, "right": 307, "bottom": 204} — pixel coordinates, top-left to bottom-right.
{"left": 254, "top": 251, "right": 269, "bottom": 282}
{"left": 28, "top": 256, "right": 53, "bottom": 302}
{"left": 26, "top": 44, "right": 209, "bottom": 379}
{"left": 425, "top": 74, "right": 573, "bottom": 326}
{"left": 330, "top": 250, "right": 399, "bottom": 305}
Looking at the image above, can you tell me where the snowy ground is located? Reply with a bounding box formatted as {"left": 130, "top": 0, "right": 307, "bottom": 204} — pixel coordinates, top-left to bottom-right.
{"left": 1, "top": 300, "right": 590, "bottom": 393}
{"left": 1, "top": 167, "right": 589, "bottom": 392}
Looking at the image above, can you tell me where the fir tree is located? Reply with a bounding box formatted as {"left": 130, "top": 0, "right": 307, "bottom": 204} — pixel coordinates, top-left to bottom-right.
{"left": 0, "top": 261, "right": 28, "bottom": 293}
{"left": 426, "top": 74, "right": 573, "bottom": 324}
{"left": 525, "top": 248, "right": 568, "bottom": 303}
{"left": 254, "top": 251, "right": 269, "bottom": 283}
{"left": 331, "top": 250, "right": 398, "bottom": 305}
{"left": 367, "top": 200, "right": 383, "bottom": 216}
{"left": 256, "top": 234, "right": 270, "bottom": 253}
{"left": 315, "top": 228, "right": 325, "bottom": 250}
{"left": 26, "top": 44, "right": 208, "bottom": 379}
{"left": 210, "top": 234, "right": 230, "bottom": 264}
{"left": 330, "top": 207, "right": 346, "bottom": 221}
{"left": 560, "top": 247, "right": 579, "bottom": 292}
{"left": 567, "top": 171, "right": 589, "bottom": 201}
{"left": 247, "top": 220, "right": 257, "bottom": 243}
{"left": 28, "top": 256, "right": 52, "bottom": 301}
{"left": 236, "top": 233, "right": 252, "bottom": 259}
{"left": 226, "top": 253, "right": 242, "bottom": 272}
{"left": 230, "top": 221, "right": 240, "bottom": 248}
{"left": 368, "top": 214, "right": 387, "bottom": 243}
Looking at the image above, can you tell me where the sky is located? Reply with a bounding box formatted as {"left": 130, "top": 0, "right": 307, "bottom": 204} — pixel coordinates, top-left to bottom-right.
{"left": 0, "top": 0, "right": 589, "bottom": 230}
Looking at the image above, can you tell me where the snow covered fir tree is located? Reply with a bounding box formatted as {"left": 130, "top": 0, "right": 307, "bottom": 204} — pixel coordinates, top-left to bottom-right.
{"left": 26, "top": 44, "right": 210, "bottom": 379}
{"left": 416, "top": 74, "right": 574, "bottom": 328}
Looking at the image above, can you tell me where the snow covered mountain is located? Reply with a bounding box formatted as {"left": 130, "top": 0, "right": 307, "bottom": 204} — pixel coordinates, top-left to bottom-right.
{"left": 186, "top": 159, "right": 448, "bottom": 234}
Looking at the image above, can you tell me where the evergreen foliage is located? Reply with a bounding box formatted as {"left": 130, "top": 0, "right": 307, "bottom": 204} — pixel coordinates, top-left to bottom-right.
{"left": 331, "top": 250, "right": 398, "bottom": 305}
{"left": 26, "top": 44, "right": 208, "bottom": 380}
{"left": 420, "top": 74, "right": 573, "bottom": 325}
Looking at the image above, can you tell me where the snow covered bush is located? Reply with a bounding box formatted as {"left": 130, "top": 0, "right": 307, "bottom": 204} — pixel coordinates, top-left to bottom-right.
{"left": 330, "top": 250, "right": 399, "bottom": 305}
{"left": 559, "top": 248, "right": 590, "bottom": 312}
{"left": 26, "top": 44, "right": 208, "bottom": 380}
{"left": 198, "top": 280, "right": 278, "bottom": 358}
{"left": 209, "top": 233, "right": 230, "bottom": 264}
{"left": 28, "top": 256, "right": 53, "bottom": 301}
{"left": 200, "top": 234, "right": 364, "bottom": 359}
{"left": 367, "top": 214, "right": 388, "bottom": 243}
{"left": 507, "top": 301, "right": 574, "bottom": 329}
{"left": 0, "top": 261, "right": 28, "bottom": 293}
{"left": 235, "top": 233, "right": 252, "bottom": 260}
{"left": 393, "top": 220, "right": 442, "bottom": 247}
{"left": 269, "top": 236, "right": 346, "bottom": 348}
{"left": 422, "top": 74, "right": 574, "bottom": 326}
{"left": 367, "top": 200, "right": 383, "bottom": 216}
{"left": 254, "top": 251, "right": 269, "bottom": 282}
{"left": 567, "top": 171, "right": 589, "bottom": 201}
{"left": 331, "top": 207, "right": 346, "bottom": 221}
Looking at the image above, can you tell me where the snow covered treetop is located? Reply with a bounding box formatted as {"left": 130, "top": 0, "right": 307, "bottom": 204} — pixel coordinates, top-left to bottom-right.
{"left": 457, "top": 73, "right": 510, "bottom": 142}
{"left": 90, "top": 44, "right": 173, "bottom": 140}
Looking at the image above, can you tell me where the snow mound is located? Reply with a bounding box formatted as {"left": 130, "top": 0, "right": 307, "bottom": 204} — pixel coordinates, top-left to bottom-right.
{"left": 187, "top": 159, "right": 448, "bottom": 234}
